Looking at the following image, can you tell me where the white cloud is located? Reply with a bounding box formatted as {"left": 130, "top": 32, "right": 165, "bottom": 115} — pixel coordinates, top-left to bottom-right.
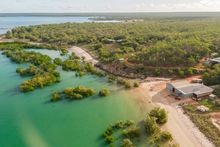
{"left": 0, "top": 0, "right": 220, "bottom": 13}
{"left": 134, "top": 0, "right": 220, "bottom": 12}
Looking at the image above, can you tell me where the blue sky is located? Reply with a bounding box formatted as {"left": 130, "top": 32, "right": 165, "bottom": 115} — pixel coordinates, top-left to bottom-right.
{"left": 0, "top": 0, "right": 220, "bottom": 13}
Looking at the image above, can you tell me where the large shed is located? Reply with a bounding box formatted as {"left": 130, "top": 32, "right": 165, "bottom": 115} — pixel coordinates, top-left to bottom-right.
{"left": 166, "top": 81, "right": 213, "bottom": 99}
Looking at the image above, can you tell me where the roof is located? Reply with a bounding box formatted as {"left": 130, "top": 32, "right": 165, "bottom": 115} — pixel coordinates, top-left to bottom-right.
{"left": 168, "top": 81, "right": 213, "bottom": 95}
{"left": 210, "top": 57, "right": 220, "bottom": 63}
{"left": 179, "top": 84, "right": 213, "bottom": 95}
{"left": 168, "top": 81, "right": 191, "bottom": 89}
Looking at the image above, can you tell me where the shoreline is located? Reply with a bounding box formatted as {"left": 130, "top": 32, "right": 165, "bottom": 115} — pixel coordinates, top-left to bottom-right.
{"left": 136, "top": 80, "right": 214, "bottom": 147}
{"left": 68, "top": 46, "right": 98, "bottom": 65}
{"left": 0, "top": 37, "right": 214, "bottom": 147}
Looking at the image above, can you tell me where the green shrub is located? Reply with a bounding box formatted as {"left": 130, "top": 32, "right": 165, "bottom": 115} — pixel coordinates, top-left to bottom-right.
{"left": 160, "top": 131, "right": 173, "bottom": 143}
{"left": 54, "top": 58, "right": 63, "bottom": 65}
{"left": 144, "top": 114, "right": 160, "bottom": 135}
{"left": 99, "top": 89, "right": 110, "bottom": 97}
{"left": 51, "top": 92, "right": 61, "bottom": 102}
{"left": 121, "top": 138, "right": 135, "bottom": 147}
{"left": 214, "top": 86, "right": 220, "bottom": 98}
{"left": 133, "top": 82, "right": 140, "bottom": 87}
{"left": 103, "top": 126, "right": 113, "bottom": 138}
{"left": 105, "top": 136, "right": 114, "bottom": 144}
{"left": 60, "top": 49, "right": 68, "bottom": 56}
{"left": 122, "top": 126, "right": 140, "bottom": 138}
{"left": 20, "top": 73, "right": 60, "bottom": 92}
{"left": 149, "top": 107, "right": 168, "bottom": 125}
{"left": 117, "top": 79, "right": 132, "bottom": 89}
{"left": 108, "top": 75, "right": 116, "bottom": 83}
{"left": 63, "top": 87, "right": 96, "bottom": 100}
{"left": 75, "top": 71, "right": 85, "bottom": 77}
{"left": 149, "top": 131, "right": 173, "bottom": 145}
{"left": 187, "top": 113, "right": 220, "bottom": 146}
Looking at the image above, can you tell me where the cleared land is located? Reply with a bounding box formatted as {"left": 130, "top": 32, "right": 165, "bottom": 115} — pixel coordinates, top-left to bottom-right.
{"left": 135, "top": 80, "right": 214, "bottom": 147}
{"left": 69, "top": 46, "right": 98, "bottom": 65}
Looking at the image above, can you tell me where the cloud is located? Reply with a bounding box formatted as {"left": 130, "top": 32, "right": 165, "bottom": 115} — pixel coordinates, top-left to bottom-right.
{"left": 0, "top": 0, "right": 220, "bottom": 13}
{"left": 15, "top": 0, "right": 26, "bottom": 2}
{"left": 134, "top": 0, "right": 220, "bottom": 12}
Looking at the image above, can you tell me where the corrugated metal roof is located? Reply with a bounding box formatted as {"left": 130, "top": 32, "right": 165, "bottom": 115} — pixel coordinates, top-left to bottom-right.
{"left": 169, "top": 81, "right": 191, "bottom": 89}
{"left": 169, "top": 80, "right": 213, "bottom": 95}
{"left": 210, "top": 57, "right": 220, "bottom": 63}
{"left": 179, "top": 84, "right": 213, "bottom": 95}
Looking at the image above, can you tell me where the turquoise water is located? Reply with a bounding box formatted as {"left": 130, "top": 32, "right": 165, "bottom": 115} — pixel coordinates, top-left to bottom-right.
{"left": 0, "top": 49, "right": 150, "bottom": 147}
{"left": 0, "top": 16, "right": 119, "bottom": 34}
{"left": 0, "top": 16, "right": 89, "bottom": 34}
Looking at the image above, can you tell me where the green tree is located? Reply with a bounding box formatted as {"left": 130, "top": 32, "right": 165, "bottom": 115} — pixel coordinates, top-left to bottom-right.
{"left": 144, "top": 114, "right": 160, "bottom": 135}
{"left": 51, "top": 92, "right": 61, "bottom": 102}
{"left": 149, "top": 107, "right": 168, "bottom": 125}
{"left": 121, "top": 139, "right": 135, "bottom": 147}
{"left": 99, "top": 89, "right": 110, "bottom": 97}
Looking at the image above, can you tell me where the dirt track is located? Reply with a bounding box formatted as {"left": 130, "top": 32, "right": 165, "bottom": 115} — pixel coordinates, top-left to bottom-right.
{"left": 68, "top": 46, "right": 98, "bottom": 65}
{"left": 0, "top": 37, "right": 214, "bottom": 147}
{"left": 138, "top": 81, "right": 214, "bottom": 147}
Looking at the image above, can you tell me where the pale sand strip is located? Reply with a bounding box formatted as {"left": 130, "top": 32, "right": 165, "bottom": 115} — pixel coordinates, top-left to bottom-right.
{"left": 68, "top": 46, "right": 98, "bottom": 65}
{"left": 138, "top": 81, "right": 214, "bottom": 147}
{"left": 0, "top": 37, "right": 214, "bottom": 147}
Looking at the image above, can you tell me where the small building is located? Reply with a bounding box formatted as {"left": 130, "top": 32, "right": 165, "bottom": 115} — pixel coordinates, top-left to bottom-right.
{"left": 209, "top": 57, "right": 220, "bottom": 65}
{"left": 166, "top": 81, "right": 213, "bottom": 99}
{"left": 209, "top": 94, "right": 217, "bottom": 100}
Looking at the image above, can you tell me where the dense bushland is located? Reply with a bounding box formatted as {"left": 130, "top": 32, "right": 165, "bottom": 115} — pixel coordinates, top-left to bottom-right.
{"left": 7, "top": 19, "right": 220, "bottom": 77}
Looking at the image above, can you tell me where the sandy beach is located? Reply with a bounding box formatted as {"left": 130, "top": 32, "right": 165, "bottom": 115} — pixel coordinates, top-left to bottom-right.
{"left": 66, "top": 45, "right": 214, "bottom": 147}
{"left": 68, "top": 46, "right": 98, "bottom": 65}
{"left": 136, "top": 80, "right": 214, "bottom": 147}
{"left": 0, "top": 38, "right": 214, "bottom": 147}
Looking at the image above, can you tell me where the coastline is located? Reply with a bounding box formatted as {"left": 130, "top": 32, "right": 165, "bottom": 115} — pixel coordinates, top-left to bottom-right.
{"left": 0, "top": 37, "right": 214, "bottom": 147}
{"left": 136, "top": 80, "right": 214, "bottom": 147}
{"left": 68, "top": 46, "right": 98, "bottom": 65}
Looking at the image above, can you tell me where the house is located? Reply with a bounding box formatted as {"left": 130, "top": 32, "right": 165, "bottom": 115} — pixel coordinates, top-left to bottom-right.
{"left": 166, "top": 81, "right": 213, "bottom": 99}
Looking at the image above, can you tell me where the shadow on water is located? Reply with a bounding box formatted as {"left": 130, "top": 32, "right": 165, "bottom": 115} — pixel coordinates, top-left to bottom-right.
{"left": 43, "top": 100, "right": 51, "bottom": 105}
{"left": 3, "top": 86, "right": 20, "bottom": 96}
{"left": 43, "top": 95, "right": 92, "bottom": 105}
{"left": 96, "top": 120, "right": 150, "bottom": 147}
{"left": 96, "top": 134, "right": 109, "bottom": 147}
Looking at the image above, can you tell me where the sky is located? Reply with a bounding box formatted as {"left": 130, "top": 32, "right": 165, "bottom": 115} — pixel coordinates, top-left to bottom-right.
{"left": 0, "top": 0, "right": 220, "bottom": 13}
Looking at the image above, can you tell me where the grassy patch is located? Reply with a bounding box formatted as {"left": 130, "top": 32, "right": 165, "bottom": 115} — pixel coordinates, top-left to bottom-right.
{"left": 183, "top": 105, "right": 198, "bottom": 112}
{"left": 186, "top": 113, "right": 220, "bottom": 146}
{"left": 200, "top": 99, "right": 220, "bottom": 112}
{"left": 183, "top": 99, "right": 220, "bottom": 113}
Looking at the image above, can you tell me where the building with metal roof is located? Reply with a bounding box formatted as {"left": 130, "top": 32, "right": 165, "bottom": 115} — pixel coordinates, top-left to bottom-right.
{"left": 166, "top": 81, "right": 213, "bottom": 99}
{"left": 209, "top": 57, "right": 220, "bottom": 65}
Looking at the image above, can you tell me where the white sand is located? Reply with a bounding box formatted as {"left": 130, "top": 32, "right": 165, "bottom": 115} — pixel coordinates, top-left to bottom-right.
{"left": 0, "top": 38, "right": 214, "bottom": 147}
{"left": 68, "top": 46, "right": 98, "bottom": 65}
{"left": 139, "top": 81, "right": 214, "bottom": 147}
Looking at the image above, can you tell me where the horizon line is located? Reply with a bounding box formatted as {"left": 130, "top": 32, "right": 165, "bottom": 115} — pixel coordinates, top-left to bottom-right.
{"left": 0, "top": 11, "right": 220, "bottom": 14}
